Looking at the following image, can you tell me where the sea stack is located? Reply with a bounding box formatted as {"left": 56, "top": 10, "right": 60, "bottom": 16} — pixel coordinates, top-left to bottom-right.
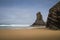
{"left": 46, "top": 1, "right": 60, "bottom": 30}
{"left": 32, "top": 12, "right": 45, "bottom": 26}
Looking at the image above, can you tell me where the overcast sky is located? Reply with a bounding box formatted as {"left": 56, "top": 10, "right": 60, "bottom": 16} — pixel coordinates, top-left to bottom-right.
{"left": 0, "top": 0, "right": 60, "bottom": 25}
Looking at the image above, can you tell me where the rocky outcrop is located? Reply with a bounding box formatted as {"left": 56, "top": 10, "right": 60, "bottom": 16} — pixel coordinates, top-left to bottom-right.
{"left": 32, "top": 12, "right": 45, "bottom": 26}
{"left": 46, "top": 1, "right": 60, "bottom": 30}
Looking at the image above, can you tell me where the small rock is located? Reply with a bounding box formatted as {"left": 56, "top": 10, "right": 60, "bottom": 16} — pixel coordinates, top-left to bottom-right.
{"left": 31, "top": 12, "right": 45, "bottom": 26}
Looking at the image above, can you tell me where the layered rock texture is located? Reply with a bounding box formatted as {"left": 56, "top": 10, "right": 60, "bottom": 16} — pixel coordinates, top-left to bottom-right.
{"left": 32, "top": 12, "right": 45, "bottom": 26}
{"left": 46, "top": 1, "right": 60, "bottom": 30}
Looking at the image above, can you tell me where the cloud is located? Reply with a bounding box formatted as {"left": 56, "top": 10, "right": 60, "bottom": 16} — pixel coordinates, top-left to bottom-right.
{"left": 0, "top": 7, "right": 36, "bottom": 25}
{"left": 0, "top": 0, "right": 59, "bottom": 25}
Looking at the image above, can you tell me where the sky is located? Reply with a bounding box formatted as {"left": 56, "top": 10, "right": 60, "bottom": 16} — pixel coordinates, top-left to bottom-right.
{"left": 0, "top": 0, "right": 60, "bottom": 25}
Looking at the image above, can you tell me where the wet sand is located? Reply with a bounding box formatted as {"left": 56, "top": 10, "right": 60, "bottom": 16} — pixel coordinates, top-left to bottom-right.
{"left": 0, "top": 27, "right": 60, "bottom": 40}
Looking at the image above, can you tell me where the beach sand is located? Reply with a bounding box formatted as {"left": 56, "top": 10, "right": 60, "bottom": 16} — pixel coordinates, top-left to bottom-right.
{"left": 0, "top": 27, "right": 60, "bottom": 40}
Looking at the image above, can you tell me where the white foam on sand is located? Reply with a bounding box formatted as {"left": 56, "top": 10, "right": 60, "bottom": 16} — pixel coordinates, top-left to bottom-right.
{"left": 0, "top": 25, "right": 45, "bottom": 29}
{"left": 0, "top": 24, "right": 30, "bottom": 27}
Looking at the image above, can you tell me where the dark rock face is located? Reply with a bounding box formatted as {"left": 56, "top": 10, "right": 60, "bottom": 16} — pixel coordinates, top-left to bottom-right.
{"left": 32, "top": 12, "right": 45, "bottom": 26}
{"left": 46, "top": 1, "right": 60, "bottom": 30}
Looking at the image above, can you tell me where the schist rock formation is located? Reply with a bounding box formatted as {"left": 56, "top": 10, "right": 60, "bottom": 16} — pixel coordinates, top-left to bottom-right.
{"left": 31, "top": 12, "right": 45, "bottom": 26}
{"left": 46, "top": 1, "right": 60, "bottom": 30}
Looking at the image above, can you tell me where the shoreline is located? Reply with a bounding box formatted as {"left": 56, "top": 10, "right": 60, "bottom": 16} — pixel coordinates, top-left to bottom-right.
{"left": 0, "top": 26, "right": 46, "bottom": 29}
